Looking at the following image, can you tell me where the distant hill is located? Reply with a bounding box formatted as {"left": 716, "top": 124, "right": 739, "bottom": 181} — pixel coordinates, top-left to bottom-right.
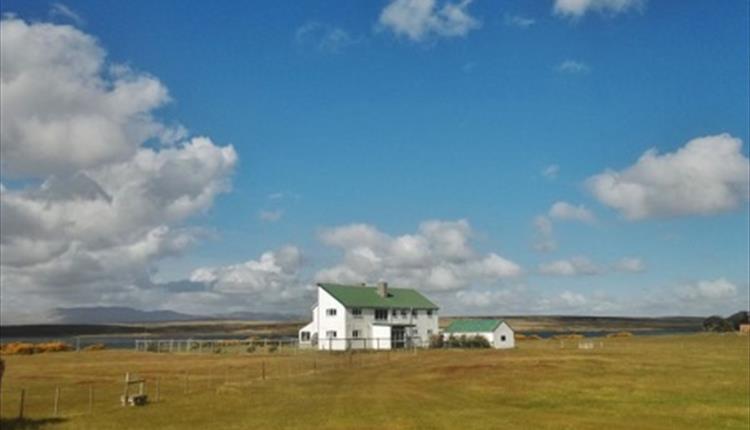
{"left": 45, "top": 306, "right": 302, "bottom": 325}
{"left": 48, "top": 306, "right": 203, "bottom": 324}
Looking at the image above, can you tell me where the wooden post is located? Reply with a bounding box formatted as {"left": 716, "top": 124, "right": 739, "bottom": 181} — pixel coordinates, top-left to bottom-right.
{"left": 123, "top": 373, "right": 130, "bottom": 407}
{"left": 88, "top": 385, "right": 94, "bottom": 414}
{"left": 53, "top": 386, "right": 60, "bottom": 416}
{"left": 18, "top": 388, "right": 25, "bottom": 419}
{"left": 155, "top": 378, "right": 160, "bottom": 402}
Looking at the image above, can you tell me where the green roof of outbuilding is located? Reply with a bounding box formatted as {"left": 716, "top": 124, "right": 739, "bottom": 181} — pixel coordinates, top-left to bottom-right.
{"left": 318, "top": 283, "right": 439, "bottom": 310}
{"left": 444, "top": 319, "right": 503, "bottom": 333}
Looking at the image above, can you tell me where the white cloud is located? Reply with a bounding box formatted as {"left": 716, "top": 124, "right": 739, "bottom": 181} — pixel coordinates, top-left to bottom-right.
{"left": 549, "top": 201, "right": 596, "bottom": 223}
{"left": 587, "top": 133, "right": 750, "bottom": 220}
{"left": 553, "top": 0, "right": 644, "bottom": 19}
{"left": 538, "top": 256, "right": 603, "bottom": 276}
{"left": 542, "top": 164, "right": 559, "bottom": 179}
{"left": 190, "top": 246, "right": 305, "bottom": 296}
{"left": 49, "top": 3, "right": 84, "bottom": 25}
{"left": 679, "top": 278, "right": 738, "bottom": 301}
{"left": 503, "top": 14, "right": 535, "bottom": 29}
{"left": 316, "top": 219, "right": 521, "bottom": 291}
{"left": 295, "top": 22, "right": 358, "bottom": 53}
{"left": 378, "top": 0, "right": 480, "bottom": 42}
{"left": 613, "top": 257, "right": 646, "bottom": 273}
{"left": 0, "top": 17, "right": 237, "bottom": 322}
{"left": 532, "top": 215, "right": 557, "bottom": 252}
{"left": 0, "top": 18, "right": 180, "bottom": 178}
{"left": 259, "top": 209, "right": 284, "bottom": 222}
{"left": 557, "top": 60, "right": 590, "bottom": 74}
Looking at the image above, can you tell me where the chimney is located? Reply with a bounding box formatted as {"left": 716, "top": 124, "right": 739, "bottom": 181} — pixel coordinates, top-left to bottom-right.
{"left": 377, "top": 281, "right": 388, "bottom": 298}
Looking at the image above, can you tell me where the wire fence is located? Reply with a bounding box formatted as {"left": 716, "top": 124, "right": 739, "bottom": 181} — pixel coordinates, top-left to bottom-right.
{"left": 0, "top": 347, "right": 417, "bottom": 422}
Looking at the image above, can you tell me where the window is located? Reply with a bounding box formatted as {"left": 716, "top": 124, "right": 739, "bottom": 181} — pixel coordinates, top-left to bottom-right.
{"left": 326, "top": 308, "right": 337, "bottom": 317}
{"left": 375, "top": 309, "right": 388, "bottom": 321}
{"left": 392, "top": 309, "right": 398, "bottom": 317}
{"left": 325, "top": 330, "right": 337, "bottom": 338}
{"left": 352, "top": 308, "right": 362, "bottom": 317}
{"left": 412, "top": 310, "right": 418, "bottom": 317}
{"left": 501, "top": 335, "right": 506, "bottom": 342}
{"left": 300, "top": 331, "right": 311, "bottom": 341}
{"left": 352, "top": 330, "right": 360, "bottom": 338}
{"left": 400, "top": 309, "right": 408, "bottom": 317}
{"left": 426, "top": 310, "right": 433, "bottom": 317}
{"left": 427, "top": 329, "right": 433, "bottom": 336}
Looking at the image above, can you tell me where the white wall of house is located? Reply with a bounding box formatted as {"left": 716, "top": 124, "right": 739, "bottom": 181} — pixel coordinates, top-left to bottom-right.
{"left": 371, "top": 325, "right": 391, "bottom": 350}
{"left": 298, "top": 305, "right": 318, "bottom": 348}
{"left": 493, "top": 322, "right": 515, "bottom": 349}
{"left": 317, "top": 288, "right": 347, "bottom": 351}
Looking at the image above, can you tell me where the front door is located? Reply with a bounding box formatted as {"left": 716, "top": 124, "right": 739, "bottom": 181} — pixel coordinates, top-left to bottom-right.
{"left": 392, "top": 326, "right": 406, "bottom": 349}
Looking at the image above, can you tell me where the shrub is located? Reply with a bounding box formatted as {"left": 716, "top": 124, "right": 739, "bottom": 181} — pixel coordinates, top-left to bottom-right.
{"left": 429, "top": 334, "right": 444, "bottom": 348}
{"left": 727, "top": 311, "right": 749, "bottom": 331}
{"left": 465, "top": 335, "right": 490, "bottom": 348}
{"left": 606, "top": 331, "right": 634, "bottom": 338}
{"left": 268, "top": 345, "right": 278, "bottom": 353}
{"left": 0, "top": 341, "right": 72, "bottom": 355}
{"left": 703, "top": 316, "right": 734, "bottom": 332}
{"left": 446, "top": 335, "right": 461, "bottom": 348}
{"left": 83, "top": 343, "right": 106, "bottom": 351}
{"left": 246, "top": 345, "right": 257, "bottom": 353}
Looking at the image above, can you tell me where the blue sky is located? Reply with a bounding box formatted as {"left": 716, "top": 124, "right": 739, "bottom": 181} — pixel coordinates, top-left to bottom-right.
{"left": 0, "top": 0, "right": 748, "bottom": 322}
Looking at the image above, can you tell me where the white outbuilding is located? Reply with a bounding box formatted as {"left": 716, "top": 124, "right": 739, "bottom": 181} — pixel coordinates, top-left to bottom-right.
{"left": 443, "top": 319, "right": 515, "bottom": 349}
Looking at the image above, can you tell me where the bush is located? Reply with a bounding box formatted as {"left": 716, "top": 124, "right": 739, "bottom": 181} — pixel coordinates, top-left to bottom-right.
{"left": 83, "top": 343, "right": 106, "bottom": 351}
{"left": 268, "top": 345, "right": 278, "bottom": 353}
{"left": 703, "top": 316, "right": 734, "bottom": 332}
{"left": 429, "top": 334, "right": 444, "bottom": 348}
{"left": 606, "top": 331, "right": 634, "bottom": 338}
{"left": 0, "top": 341, "right": 72, "bottom": 355}
{"left": 727, "top": 311, "right": 749, "bottom": 331}
{"left": 246, "top": 345, "right": 257, "bottom": 353}
{"left": 442, "top": 334, "right": 490, "bottom": 348}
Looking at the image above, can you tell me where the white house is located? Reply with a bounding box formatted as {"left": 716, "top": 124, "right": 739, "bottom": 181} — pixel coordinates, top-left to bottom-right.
{"left": 299, "top": 282, "right": 439, "bottom": 351}
{"left": 442, "top": 319, "right": 515, "bottom": 349}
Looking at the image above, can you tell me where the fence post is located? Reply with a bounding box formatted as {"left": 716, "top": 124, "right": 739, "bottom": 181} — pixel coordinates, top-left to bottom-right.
{"left": 53, "top": 386, "right": 60, "bottom": 416}
{"left": 18, "top": 388, "right": 25, "bottom": 419}
{"left": 88, "top": 385, "right": 94, "bottom": 414}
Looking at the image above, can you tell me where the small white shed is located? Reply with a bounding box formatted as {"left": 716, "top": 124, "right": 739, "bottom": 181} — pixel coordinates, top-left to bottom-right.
{"left": 443, "top": 319, "right": 515, "bottom": 349}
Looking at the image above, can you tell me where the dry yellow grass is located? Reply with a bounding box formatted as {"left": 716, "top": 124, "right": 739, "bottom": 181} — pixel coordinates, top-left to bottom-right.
{"left": 0, "top": 334, "right": 747, "bottom": 430}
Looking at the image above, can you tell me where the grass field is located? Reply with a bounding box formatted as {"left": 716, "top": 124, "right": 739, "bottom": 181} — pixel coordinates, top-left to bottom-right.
{"left": 0, "top": 334, "right": 748, "bottom": 429}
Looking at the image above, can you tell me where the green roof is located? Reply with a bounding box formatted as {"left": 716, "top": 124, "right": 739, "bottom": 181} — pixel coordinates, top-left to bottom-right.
{"left": 318, "top": 283, "right": 439, "bottom": 310}
{"left": 444, "top": 319, "right": 503, "bottom": 333}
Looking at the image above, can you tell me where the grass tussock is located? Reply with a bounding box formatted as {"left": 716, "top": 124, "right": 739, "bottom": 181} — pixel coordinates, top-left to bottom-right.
{"left": 0, "top": 341, "right": 72, "bottom": 355}
{"left": 606, "top": 331, "right": 634, "bottom": 338}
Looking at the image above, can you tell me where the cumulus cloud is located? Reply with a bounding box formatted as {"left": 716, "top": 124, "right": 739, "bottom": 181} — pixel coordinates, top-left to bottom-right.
{"left": 587, "top": 134, "right": 750, "bottom": 220}
{"left": 295, "top": 22, "right": 358, "bottom": 53}
{"left": 316, "top": 219, "right": 521, "bottom": 292}
{"left": 549, "top": 201, "right": 596, "bottom": 223}
{"left": 532, "top": 215, "right": 557, "bottom": 252}
{"left": 613, "top": 257, "right": 646, "bottom": 273}
{"left": 0, "top": 17, "right": 237, "bottom": 322}
{"left": 679, "top": 278, "right": 738, "bottom": 301}
{"left": 553, "top": 0, "right": 644, "bottom": 19}
{"left": 538, "top": 256, "right": 603, "bottom": 276}
{"left": 378, "top": 0, "right": 480, "bottom": 42}
{"left": 557, "top": 60, "right": 590, "bottom": 74}
{"left": 189, "top": 246, "right": 307, "bottom": 298}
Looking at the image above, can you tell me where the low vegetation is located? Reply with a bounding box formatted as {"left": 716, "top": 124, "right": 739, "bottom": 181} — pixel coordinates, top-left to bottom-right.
{"left": 0, "top": 334, "right": 747, "bottom": 430}
{"left": 0, "top": 342, "right": 72, "bottom": 355}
